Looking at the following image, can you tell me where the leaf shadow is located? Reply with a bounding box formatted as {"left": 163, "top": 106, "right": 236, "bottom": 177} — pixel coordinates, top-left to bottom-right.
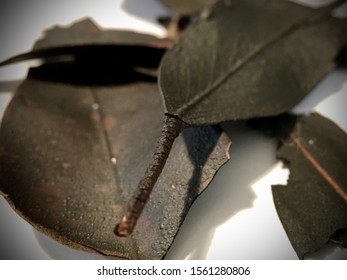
{"left": 181, "top": 125, "right": 224, "bottom": 219}
{"left": 165, "top": 122, "right": 281, "bottom": 259}
{"left": 26, "top": 61, "right": 157, "bottom": 86}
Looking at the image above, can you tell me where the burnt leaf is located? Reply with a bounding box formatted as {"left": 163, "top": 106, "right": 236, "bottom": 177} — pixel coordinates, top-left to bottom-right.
{"left": 0, "top": 62, "right": 230, "bottom": 259}
{"left": 159, "top": 0, "right": 347, "bottom": 126}
{"left": 159, "top": 0, "right": 217, "bottom": 15}
{"left": 251, "top": 113, "right": 347, "bottom": 259}
{"left": 0, "top": 18, "right": 172, "bottom": 69}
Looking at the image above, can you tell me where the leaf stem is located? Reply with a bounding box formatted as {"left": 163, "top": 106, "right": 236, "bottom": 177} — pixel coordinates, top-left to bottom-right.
{"left": 116, "top": 114, "right": 186, "bottom": 236}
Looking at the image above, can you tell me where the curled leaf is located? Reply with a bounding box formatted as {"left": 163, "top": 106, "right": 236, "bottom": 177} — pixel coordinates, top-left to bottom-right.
{"left": 0, "top": 18, "right": 173, "bottom": 69}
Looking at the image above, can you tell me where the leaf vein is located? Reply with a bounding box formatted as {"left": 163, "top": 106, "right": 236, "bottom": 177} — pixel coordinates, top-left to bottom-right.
{"left": 175, "top": 0, "right": 344, "bottom": 118}
{"left": 289, "top": 132, "right": 347, "bottom": 203}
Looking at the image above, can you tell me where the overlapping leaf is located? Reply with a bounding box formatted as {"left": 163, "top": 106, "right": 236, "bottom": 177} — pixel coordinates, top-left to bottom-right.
{"left": 0, "top": 16, "right": 230, "bottom": 259}
{"left": 159, "top": 0, "right": 347, "bottom": 126}
{"left": 1, "top": 0, "right": 346, "bottom": 259}
{"left": 0, "top": 62, "right": 230, "bottom": 259}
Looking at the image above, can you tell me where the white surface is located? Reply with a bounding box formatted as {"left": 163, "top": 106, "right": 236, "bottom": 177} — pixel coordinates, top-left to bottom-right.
{"left": 0, "top": 0, "right": 346, "bottom": 260}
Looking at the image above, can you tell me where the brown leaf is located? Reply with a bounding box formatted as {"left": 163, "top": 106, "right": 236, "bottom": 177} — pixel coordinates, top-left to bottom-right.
{"left": 0, "top": 62, "right": 230, "bottom": 259}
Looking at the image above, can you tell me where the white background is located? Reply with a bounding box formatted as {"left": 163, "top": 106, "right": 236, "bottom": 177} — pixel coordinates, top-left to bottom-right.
{"left": 0, "top": 0, "right": 346, "bottom": 260}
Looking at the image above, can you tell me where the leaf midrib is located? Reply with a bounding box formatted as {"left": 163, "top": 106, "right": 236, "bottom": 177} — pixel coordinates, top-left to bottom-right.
{"left": 89, "top": 89, "right": 141, "bottom": 259}
{"left": 172, "top": 1, "right": 343, "bottom": 119}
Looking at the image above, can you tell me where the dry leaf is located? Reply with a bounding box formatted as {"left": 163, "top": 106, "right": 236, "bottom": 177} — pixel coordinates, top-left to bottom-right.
{"left": 159, "top": 0, "right": 347, "bottom": 126}
{"left": 0, "top": 62, "right": 230, "bottom": 259}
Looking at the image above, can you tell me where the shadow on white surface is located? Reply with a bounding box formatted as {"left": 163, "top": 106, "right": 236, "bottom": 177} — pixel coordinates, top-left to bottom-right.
{"left": 292, "top": 68, "right": 347, "bottom": 115}
{"left": 0, "top": 196, "right": 49, "bottom": 259}
{"left": 165, "top": 122, "right": 293, "bottom": 259}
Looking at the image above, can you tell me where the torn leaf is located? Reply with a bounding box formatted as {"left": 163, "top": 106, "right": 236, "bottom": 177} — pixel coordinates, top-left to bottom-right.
{"left": 250, "top": 113, "right": 347, "bottom": 259}
{"left": 0, "top": 62, "right": 230, "bottom": 259}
